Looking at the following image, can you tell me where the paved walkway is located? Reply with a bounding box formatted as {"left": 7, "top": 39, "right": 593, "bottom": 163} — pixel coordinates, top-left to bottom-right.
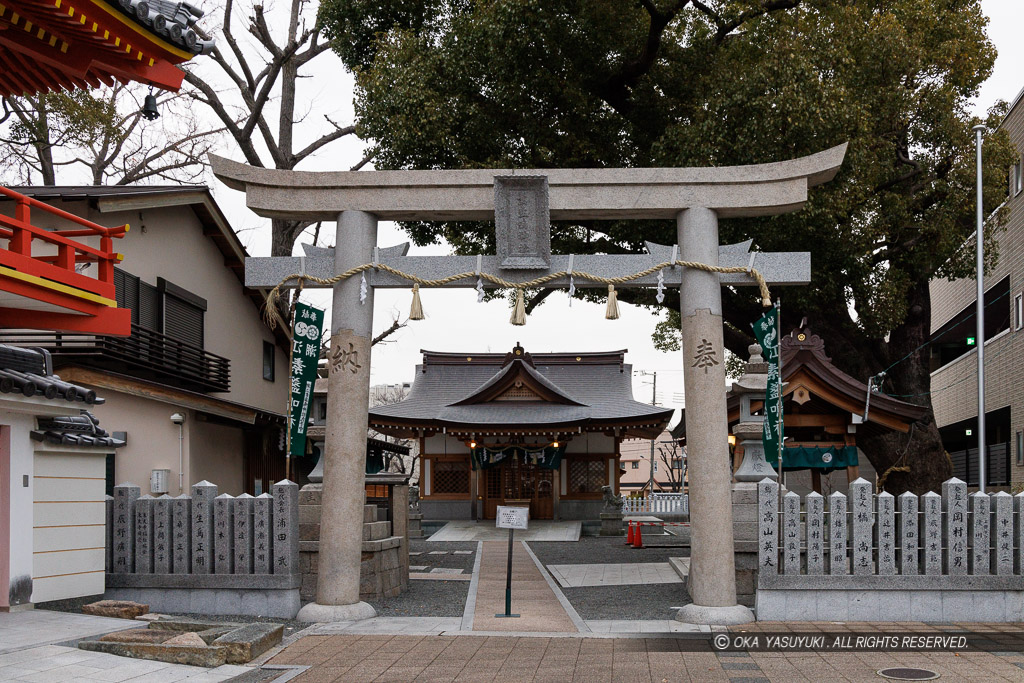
{"left": 429, "top": 521, "right": 581, "bottom": 542}
{"left": 0, "top": 610, "right": 249, "bottom": 682}
{"left": 547, "top": 562, "right": 682, "bottom": 588}
{"left": 470, "top": 541, "right": 579, "bottom": 633}
{"left": 265, "top": 623, "right": 1024, "bottom": 682}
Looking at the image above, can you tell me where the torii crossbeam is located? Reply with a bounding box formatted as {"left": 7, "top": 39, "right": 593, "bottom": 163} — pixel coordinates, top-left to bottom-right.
{"left": 212, "top": 144, "right": 847, "bottom": 626}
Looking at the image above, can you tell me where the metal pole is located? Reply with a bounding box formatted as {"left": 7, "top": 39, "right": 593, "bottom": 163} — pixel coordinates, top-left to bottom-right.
{"left": 505, "top": 528, "right": 514, "bottom": 615}
{"left": 649, "top": 371, "right": 657, "bottom": 493}
{"left": 973, "top": 124, "right": 987, "bottom": 493}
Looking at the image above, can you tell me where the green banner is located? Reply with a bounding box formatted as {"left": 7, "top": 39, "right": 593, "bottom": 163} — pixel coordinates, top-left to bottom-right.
{"left": 769, "top": 446, "right": 858, "bottom": 473}
{"left": 289, "top": 302, "right": 324, "bottom": 457}
{"left": 752, "top": 306, "right": 783, "bottom": 469}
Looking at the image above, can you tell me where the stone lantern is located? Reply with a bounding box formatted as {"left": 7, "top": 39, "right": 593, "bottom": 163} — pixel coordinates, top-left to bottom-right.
{"left": 731, "top": 343, "right": 778, "bottom": 482}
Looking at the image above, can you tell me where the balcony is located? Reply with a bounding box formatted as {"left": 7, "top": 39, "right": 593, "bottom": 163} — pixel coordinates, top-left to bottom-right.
{"left": 0, "top": 325, "right": 230, "bottom": 393}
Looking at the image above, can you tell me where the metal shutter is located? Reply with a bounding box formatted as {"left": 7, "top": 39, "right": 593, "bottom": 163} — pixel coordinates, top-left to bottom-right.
{"left": 164, "top": 294, "right": 204, "bottom": 349}
{"left": 138, "top": 281, "right": 160, "bottom": 331}
{"left": 113, "top": 268, "right": 139, "bottom": 325}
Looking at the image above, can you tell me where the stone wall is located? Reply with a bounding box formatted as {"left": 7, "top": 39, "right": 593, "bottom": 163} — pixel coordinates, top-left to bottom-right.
{"left": 104, "top": 480, "right": 300, "bottom": 618}
{"left": 756, "top": 477, "right": 1024, "bottom": 621}
{"left": 299, "top": 483, "right": 409, "bottom": 603}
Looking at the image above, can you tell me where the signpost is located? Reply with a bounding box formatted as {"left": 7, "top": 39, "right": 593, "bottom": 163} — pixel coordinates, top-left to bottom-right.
{"left": 288, "top": 303, "right": 324, "bottom": 468}
{"left": 495, "top": 505, "right": 528, "bottom": 618}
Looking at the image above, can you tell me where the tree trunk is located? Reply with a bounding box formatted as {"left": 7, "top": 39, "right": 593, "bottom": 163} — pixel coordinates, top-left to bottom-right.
{"left": 856, "top": 279, "right": 951, "bottom": 494}
{"left": 31, "top": 98, "right": 56, "bottom": 185}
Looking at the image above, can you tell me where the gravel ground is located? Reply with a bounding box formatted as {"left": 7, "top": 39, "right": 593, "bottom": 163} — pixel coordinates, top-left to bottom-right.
{"left": 367, "top": 577, "right": 470, "bottom": 617}
{"left": 365, "top": 540, "right": 477, "bottom": 617}
{"left": 410, "top": 540, "right": 479, "bottom": 573}
{"left": 561, "top": 584, "right": 690, "bottom": 620}
{"left": 526, "top": 537, "right": 690, "bottom": 566}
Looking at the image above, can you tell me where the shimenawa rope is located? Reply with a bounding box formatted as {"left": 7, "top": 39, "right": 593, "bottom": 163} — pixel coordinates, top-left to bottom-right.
{"left": 263, "top": 260, "right": 772, "bottom": 329}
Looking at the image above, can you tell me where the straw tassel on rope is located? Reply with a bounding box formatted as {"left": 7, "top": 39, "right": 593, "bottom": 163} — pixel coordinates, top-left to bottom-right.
{"left": 409, "top": 283, "right": 425, "bottom": 320}
{"left": 510, "top": 288, "right": 526, "bottom": 326}
{"left": 605, "top": 284, "right": 620, "bottom": 320}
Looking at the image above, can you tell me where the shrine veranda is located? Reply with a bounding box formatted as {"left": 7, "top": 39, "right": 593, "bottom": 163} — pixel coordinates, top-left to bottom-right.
{"left": 213, "top": 145, "right": 847, "bottom": 625}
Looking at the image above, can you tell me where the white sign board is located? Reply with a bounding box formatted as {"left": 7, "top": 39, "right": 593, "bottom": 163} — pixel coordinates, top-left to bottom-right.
{"left": 496, "top": 506, "right": 529, "bottom": 530}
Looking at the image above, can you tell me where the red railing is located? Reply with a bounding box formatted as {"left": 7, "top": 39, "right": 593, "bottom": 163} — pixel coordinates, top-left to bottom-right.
{"left": 0, "top": 186, "right": 128, "bottom": 301}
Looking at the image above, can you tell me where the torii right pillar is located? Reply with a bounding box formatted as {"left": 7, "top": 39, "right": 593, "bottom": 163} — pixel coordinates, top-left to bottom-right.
{"left": 675, "top": 206, "right": 755, "bottom": 625}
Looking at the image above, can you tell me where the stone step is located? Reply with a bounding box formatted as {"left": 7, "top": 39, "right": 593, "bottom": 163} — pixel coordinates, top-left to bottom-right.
{"left": 668, "top": 556, "right": 690, "bottom": 582}
{"left": 363, "top": 520, "right": 391, "bottom": 541}
{"left": 362, "top": 536, "right": 401, "bottom": 553}
{"left": 79, "top": 640, "right": 229, "bottom": 667}
{"left": 212, "top": 623, "right": 284, "bottom": 664}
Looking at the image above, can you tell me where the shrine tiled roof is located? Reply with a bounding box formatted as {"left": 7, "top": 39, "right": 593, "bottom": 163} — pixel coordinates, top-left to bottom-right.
{"left": 0, "top": 344, "right": 103, "bottom": 405}
{"left": 369, "top": 346, "right": 673, "bottom": 437}
{"left": 31, "top": 412, "right": 125, "bottom": 448}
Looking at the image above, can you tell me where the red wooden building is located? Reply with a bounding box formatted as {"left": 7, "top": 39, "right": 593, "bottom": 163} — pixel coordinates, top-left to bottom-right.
{"left": 0, "top": 0, "right": 211, "bottom": 95}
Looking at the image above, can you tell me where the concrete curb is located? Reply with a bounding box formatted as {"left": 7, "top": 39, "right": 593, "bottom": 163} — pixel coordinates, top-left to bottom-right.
{"left": 460, "top": 541, "right": 484, "bottom": 631}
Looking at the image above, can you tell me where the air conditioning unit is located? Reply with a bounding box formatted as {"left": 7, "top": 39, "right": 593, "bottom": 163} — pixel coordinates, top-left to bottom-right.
{"left": 150, "top": 469, "right": 170, "bottom": 494}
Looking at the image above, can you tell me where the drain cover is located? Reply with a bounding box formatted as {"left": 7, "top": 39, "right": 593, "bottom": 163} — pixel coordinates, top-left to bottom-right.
{"left": 877, "top": 668, "right": 939, "bottom": 681}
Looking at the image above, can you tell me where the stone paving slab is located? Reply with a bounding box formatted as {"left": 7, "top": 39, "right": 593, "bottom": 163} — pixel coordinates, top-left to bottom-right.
{"left": 547, "top": 562, "right": 683, "bottom": 588}
{"left": 0, "top": 610, "right": 141, "bottom": 655}
{"left": 429, "top": 521, "right": 582, "bottom": 542}
{"left": 0, "top": 643, "right": 248, "bottom": 682}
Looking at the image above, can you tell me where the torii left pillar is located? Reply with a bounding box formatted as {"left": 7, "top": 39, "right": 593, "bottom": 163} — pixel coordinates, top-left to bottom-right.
{"left": 296, "top": 210, "right": 378, "bottom": 622}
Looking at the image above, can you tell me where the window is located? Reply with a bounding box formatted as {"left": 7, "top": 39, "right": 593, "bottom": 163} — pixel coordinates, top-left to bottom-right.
{"left": 263, "top": 341, "right": 275, "bottom": 381}
{"left": 1017, "top": 431, "right": 1023, "bottom": 466}
{"left": 113, "top": 268, "right": 206, "bottom": 347}
{"left": 630, "top": 461, "right": 639, "bottom": 470}
{"left": 569, "top": 459, "right": 605, "bottom": 494}
{"left": 672, "top": 458, "right": 683, "bottom": 469}
{"left": 929, "top": 276, "right": 1011, "bottom": 370}
{"left": 318, "top": 400, "right": 327, "bottom": 421}
{"left": 1016, "top": 294, "right": 1023, "bottom": 331}
{"left": 1013, "top": 161, "right": 1023, "bottom": 196}
{"left": 431, "top": 460, "right": 470, "bottom": 494}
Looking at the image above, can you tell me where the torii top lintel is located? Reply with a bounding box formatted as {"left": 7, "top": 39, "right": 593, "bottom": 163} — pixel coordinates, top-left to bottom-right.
{"left": 209, "top": 144, "right": 847, "bottom": 222}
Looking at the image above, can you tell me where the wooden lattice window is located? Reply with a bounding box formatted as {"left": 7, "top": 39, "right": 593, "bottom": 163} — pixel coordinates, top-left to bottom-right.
{"left": 569, "top": 459, "right": 605, "bottom": 494}
{"left": 432, "top": 460, "right": 470, "bottom": 494}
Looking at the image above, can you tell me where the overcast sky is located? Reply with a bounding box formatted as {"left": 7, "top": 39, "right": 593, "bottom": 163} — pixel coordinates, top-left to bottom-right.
{"left": 202, "top": 0, "right": 1024, "bottom": 413}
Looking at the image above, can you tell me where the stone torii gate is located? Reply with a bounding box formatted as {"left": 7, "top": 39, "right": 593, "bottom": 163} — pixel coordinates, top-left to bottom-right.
{"left": 212, "top": 143, "right": 846, "bottom": 625}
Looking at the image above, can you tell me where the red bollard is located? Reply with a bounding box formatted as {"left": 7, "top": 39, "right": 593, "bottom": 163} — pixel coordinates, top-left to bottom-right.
{"left": 632, "top": 523, "right": 644, "bottom": 549}
{"left": 625, "top": 521, "right": 634, "bottom": 545}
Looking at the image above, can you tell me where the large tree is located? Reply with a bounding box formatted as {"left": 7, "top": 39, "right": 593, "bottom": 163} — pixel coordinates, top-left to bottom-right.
{"left": 322, "top": 0, "right": 1015, "bottom": 494}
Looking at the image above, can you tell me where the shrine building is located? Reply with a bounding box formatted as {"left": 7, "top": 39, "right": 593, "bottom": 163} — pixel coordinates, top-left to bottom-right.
{"left": 369, "top": 344, "right": 673, "bottom": 521}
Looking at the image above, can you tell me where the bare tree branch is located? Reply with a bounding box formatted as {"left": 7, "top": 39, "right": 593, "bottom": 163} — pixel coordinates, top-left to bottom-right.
{"left": 372, "top": 317, "right": 407, "bottom": 346}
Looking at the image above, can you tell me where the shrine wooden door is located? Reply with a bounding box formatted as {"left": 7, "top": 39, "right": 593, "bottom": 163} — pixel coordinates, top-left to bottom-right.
{"left": 482, "top": 460, "right": 554, "bottom": 520}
